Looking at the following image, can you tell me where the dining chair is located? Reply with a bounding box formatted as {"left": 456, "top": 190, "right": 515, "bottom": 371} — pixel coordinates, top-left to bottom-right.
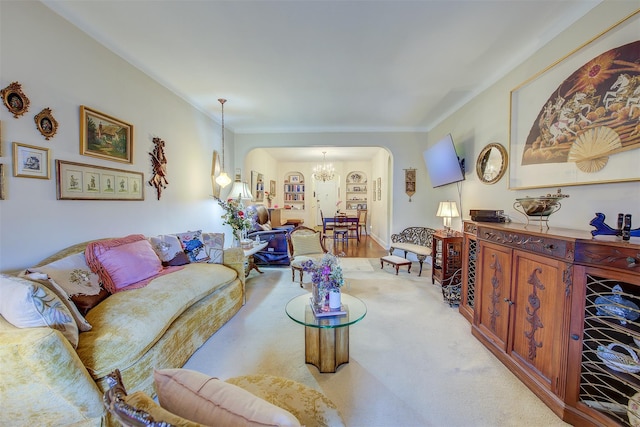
{"left": 333, "top": 215, "right": 349, "bottom": 248}
{"left": 356, "top": 209, "right": 367, "bottom": 237}
{"left": 320, "top": 210, "right": 333, "bottom": 240}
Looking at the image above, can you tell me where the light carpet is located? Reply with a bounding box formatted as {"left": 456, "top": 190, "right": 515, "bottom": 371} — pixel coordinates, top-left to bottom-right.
{"left": 184, "top": 259, "right": 569, "bottom": 427}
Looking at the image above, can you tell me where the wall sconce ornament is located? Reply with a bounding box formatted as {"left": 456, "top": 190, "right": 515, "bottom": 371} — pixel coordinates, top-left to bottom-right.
{"left": 1, "top": 81, "right": 30, "bottom": 118}
{"left": 34, "top": 108, "right": 58, "bottom": 140}
{"left": 148, "top": 137, "right": 168, "bottom": 200}
{"left": 404, "top": 168, "right": 416, "bottom": 202}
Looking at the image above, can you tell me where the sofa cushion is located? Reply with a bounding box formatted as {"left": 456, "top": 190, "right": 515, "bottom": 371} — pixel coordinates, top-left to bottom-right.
{"left": 19, "top": 270, "right": 94, "bottom": 332}
{"left": 86, "top": 235, "right": 163, "bottom": 293}
{"left": 21, "top": 251, "right": 107, "bottom": 329}
{"left": 0, "top": 274, "right": 79, "bottom": 348}
{"left": 149, "top": 234, "right": 191, "bottom": 266}
{"left": 77, "top": 263, "right": 238, "bottom": 379}
{"left": 202, "top": 232, "right": 224, "bottom": 264}
{"left": 390, "top": 242, "right": 432, "bottom": 257}
{"left": 154, "top": 368, "right": 301, "bottom": 427}
{"left": 176, "top": 230, "right": 210, "bottom": 263}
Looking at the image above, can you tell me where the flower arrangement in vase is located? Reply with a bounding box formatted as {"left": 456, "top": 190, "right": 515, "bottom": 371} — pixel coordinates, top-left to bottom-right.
{"left": 216, "top": 195, "right": 254, "bottom": 245}
{"left": 302, "top": 253, "right": 344, "bottom": 311}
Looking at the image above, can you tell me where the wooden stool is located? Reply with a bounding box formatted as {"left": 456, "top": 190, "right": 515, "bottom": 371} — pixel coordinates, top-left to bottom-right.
{"left": 380, "top": 255, "right": 412, "bottom": 275}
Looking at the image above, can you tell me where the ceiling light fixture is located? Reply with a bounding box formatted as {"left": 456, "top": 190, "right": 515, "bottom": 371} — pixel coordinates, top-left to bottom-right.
{"left": 214, "top": 98, "right": 231, "bottom": 188}
{"left": 312, "top": 151, "right": 335, "bottom": 182}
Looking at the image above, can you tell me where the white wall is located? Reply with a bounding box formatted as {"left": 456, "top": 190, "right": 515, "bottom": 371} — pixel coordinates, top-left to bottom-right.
{"left": 236, "top": 2, "right": 640, "bottom": 241}
{"left": 0, "top": 1, "right": 229, "bottom": 271}
{"left": 428, "top": 1, "right": 640, "bottom": 233}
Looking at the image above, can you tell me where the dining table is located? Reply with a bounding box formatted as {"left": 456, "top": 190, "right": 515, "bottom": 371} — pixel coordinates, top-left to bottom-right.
{"left": 322, "top": 215, "right": 360, "bottom": 242}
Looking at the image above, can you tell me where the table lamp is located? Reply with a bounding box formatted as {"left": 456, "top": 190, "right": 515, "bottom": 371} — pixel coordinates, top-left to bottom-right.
{"left": 436, "top": 201, "right": 459, "bottom": 235}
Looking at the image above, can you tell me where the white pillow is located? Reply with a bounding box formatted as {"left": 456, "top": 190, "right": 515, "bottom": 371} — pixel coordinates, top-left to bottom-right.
{"left": 154, "top": 368, "right": 301, "bottom": 427}
{"left": 202, "top": 232, "right": 224, "bottom": 264}
{"left": 26, "top": 252, "right": 102, "bottom": 297}
{"left": 0, "top": 274, "right": 79, "bottom": 348}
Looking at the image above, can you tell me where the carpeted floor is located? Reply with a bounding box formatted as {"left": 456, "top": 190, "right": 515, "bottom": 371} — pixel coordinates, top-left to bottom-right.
{"left": 184, "top": 259, "right": 569, "bottom": 427}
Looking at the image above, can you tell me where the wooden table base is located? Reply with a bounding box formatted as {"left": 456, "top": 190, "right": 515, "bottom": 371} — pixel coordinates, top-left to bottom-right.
{"left": 305, "top": 325, "right": 349, "bottom": 373}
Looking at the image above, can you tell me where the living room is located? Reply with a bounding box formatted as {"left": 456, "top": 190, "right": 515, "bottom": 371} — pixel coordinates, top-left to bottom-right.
{"left": 1, "top": 1, "right": 639, "bottom": 426}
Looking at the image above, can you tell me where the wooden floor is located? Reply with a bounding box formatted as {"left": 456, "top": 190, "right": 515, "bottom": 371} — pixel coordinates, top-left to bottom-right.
{"left": 321, "top": 232, "right": 388, "bottom": 258}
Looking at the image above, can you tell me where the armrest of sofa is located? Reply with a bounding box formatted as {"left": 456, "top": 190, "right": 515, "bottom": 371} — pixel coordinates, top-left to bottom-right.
{"left": 0, "top": 316, "right": 104, "bottom": 426}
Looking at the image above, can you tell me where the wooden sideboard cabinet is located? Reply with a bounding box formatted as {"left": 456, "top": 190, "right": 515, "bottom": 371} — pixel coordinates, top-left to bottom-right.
{"left": 460, "top": 221, "right": 478, "bottom": 323}
{"left": 469, "top": 221, "right": 640, "bottom": 426}
{"left": 472, "top": 223, "right": 579, "bottom": 420}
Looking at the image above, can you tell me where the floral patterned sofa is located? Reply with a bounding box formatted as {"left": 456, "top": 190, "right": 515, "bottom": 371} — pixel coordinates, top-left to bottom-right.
{"left": 0, "top": 232, "right": 246, "bottom": 427}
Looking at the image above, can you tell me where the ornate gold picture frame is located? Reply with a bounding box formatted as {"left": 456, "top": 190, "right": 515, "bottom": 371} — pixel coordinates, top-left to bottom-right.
{"left": 1, "top": 82, "right": 30, "bottom": 118}
{"left": 34, "top": 108, "right": 58, "bottom": 140}
{"left": 80, "top": 105, "right": 133, "bottom": 164}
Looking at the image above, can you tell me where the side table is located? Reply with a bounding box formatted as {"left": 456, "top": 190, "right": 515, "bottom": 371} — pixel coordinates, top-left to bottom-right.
{"left": 431, "top": 230, "right": 463, "bottom": 306}
{"left": 243, "top": 242, "right": 268, "bottom": 277}
{"left": 285, "top": 293, "right": 366, "bottom": 373}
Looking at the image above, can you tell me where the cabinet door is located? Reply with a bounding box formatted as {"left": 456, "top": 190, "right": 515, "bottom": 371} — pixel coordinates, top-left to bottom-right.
{"left": 509, "top": 249, "right": 571, "bottom": 396}
{"left": 460, "top": 233, "right": 477, "bottom": 323}
{"left": 476, "top": 241, "right": 512, "bottom": 352}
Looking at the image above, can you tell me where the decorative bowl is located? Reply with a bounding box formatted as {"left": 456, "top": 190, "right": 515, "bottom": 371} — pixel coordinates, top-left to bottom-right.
{"left": 595, "top": 285, "right": 640, "bottom": 325}
{"left": 514, "top": 197, "right": 563, "bottom": 217}
{"left": 596, "top": 343, "right": 640, "bottom": 374}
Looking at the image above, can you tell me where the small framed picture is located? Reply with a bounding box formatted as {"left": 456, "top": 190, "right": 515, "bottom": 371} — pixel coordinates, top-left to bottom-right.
{"left": 290, "top": 174, "right": 301, "bottom": 183}
{"left": 34, "top": 108, "right": 58, "bottom": 140}
{"left": 270, "top": 179, "right": 276, "bottom": 196}
{"left": 80, "top": 105, "right": 133, "bottom": 164}
{"left": 1, "top": 82, "right": 30, "bottom": 118}
{"left": 13, "top": 142, "right": 50, "bottom": 179}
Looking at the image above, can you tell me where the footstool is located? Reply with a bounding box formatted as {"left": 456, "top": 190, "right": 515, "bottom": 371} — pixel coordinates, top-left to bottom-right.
{"left": 380, "top": 255, "right": 412, "bottom": 275}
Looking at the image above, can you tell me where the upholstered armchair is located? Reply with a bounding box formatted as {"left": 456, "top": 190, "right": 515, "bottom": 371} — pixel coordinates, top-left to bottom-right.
{"left": 287, "top": 226, "right": 328, "bottom": 286}
{"left": 245, "top": 205, "right": 292, "bottom": 266}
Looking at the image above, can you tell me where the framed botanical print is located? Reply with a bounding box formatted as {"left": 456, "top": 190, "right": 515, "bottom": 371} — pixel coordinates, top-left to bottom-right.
{"left": 56, "top": 160, "right": 144, "bottom": 200}
{"left": 80, "top": 105, "right": 133, "bottom": 164}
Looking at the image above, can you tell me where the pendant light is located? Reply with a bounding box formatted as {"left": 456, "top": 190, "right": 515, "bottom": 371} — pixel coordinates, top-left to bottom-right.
{"left": 215, "top": 98, "right": 231, "bottom": 188}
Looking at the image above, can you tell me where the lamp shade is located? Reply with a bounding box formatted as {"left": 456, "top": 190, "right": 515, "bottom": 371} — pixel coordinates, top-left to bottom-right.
{"left": 227, "top": 181, "right": 253, "bottom": 201}
{"left": 436, "top": 201, "right": 460, "bottom": 218}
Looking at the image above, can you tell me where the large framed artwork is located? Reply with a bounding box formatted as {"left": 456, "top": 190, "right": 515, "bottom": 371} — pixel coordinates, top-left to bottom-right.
{"left": 80, "top": 106, "right": 133, "bottom": 164}
{"left": 509, "top": 10, "right": 640, "bottom": 190}
{"left": 13, "top": 142, "right": 50, "bottom": 179}
{"left": 56, "top": 160, "right": 144, "bottom": 201}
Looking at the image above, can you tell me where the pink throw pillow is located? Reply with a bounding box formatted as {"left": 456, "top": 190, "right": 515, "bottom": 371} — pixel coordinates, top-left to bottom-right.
{"left": 90, "top": 238, "right": 162, "bottom": 293}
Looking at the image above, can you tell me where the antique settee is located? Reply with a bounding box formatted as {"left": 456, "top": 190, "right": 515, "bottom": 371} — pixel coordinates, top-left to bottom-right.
{"left": 246, "top": 204, "right": 292, "bottom": 266}
{"left": 389, "top": 226, "right": 436, "bottom": 276}
{"left": 0, "top": 232, "right": 245, "bottom": 427}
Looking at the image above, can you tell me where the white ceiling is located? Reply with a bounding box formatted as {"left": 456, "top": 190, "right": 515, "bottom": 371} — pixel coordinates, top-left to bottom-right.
{"left": 42, "top": 0, "right": 600, "bottom": 137}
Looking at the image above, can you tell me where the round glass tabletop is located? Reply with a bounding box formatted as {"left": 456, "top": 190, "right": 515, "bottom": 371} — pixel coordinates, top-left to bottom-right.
{"left": 285, "top": 292, "right": 367, "bottom": 329}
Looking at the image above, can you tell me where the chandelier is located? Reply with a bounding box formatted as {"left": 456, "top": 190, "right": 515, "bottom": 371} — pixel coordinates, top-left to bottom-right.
{"left": 313, "top": 151, "right": 335, "bottom": 182}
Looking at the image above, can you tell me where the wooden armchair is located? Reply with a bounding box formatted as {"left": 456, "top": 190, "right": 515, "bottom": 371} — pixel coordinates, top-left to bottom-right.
{"left": 287, "top": 226, "right": 328, "bottom": 287}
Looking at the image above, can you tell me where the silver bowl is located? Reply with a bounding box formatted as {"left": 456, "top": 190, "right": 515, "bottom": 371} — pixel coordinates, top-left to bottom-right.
{"left": 514, "top": 197, "right": 562, "bottom": 217}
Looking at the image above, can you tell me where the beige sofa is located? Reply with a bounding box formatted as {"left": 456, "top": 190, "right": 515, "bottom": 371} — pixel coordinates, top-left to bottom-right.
{"left": 0, "top": 238, "right": 246, "bottom": 427}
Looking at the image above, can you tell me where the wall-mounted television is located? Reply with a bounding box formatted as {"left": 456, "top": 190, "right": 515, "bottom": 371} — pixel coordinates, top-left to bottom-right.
{"left": 423, "top": 134, "right": 465, "bottom": 188}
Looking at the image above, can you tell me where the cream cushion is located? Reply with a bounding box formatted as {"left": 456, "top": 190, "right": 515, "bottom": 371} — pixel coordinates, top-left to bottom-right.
{"left": 0, "top": 274, "right": 79, "bottom": 348}
{"left": 291, "top": 233, "right": 323, "bottom": 256}
{"left": 154, "top": 368, "right": 301, "bottom": 427}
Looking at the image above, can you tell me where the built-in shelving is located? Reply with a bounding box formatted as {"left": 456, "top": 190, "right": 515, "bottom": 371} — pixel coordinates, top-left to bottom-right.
{"left": 345, "top": 171, "right": 367, "bottom": 211}
{"left": 283, "top": 171, "right": 305, "bottom": 210}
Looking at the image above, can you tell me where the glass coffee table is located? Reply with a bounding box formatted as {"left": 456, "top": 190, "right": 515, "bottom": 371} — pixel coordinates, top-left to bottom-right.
{"left": 285, "top": 293, "right": 366, "bottom": 373}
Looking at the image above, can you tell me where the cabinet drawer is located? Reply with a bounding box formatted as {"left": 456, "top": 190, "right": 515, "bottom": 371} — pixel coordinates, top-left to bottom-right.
{"left": 478, "top": 226, "right": 573, "bottom": 261}
{"left": 575, "top": 240, "right": 640, "bottom": 274}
